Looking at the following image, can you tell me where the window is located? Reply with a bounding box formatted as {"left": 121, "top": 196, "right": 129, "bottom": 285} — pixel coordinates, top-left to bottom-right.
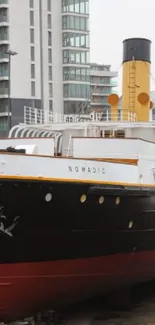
{"left": 30, "top": 28, "right": 34, "bottom": 43}
{"left": 30, "top": 0, "right": 34, "bottom": 8}
{"left": 48, "top": 31, "right": 52, "bottom": 46}
{"left": 62, "top": 0, "right": 89, "bottom": 14}
{"left": 0, "top": 99, "right": 8, "bottom": 113}
{"left": 49, "top": 83, "right": 52, "bottom": 97}
{"left": 30, "top": 11, "right": 34, "bottom": 26}
{"left": 0, "top": 63, "right": 8, "bottom": 77}
{"left": 0, "top": 81, "right": 8, "bottom": 95}
{"left": 48, "top": 14, "right": 52, "bottom": 29}
{"left": 62, "top": 33, "right": 89, "bottom": 48}
{"left": 62, "top": 16, "right": 89, "bottom": 31}
{"left": 63, "top": 84, "right": 90, "bottom": 99}
{"left": 49, "top": 100, "right": 53, "bottom": 112}
{"left": 31, "top": 64, "right": 35, "bottom": 79}
{"left": 31, "top": 46, "right": 35, "bottom": 61}
{"left": 0, "top": 116, "right": 7, "bottom": 131}
{"left": 0, "top": 45, "right": 8, "bottom": 59}
{"left": 47, "top": 0, "right": 51, "bottom": 11}
{"left": 0, "top": 8, "right": 8, "bottom": 23}
{"left": 49, "top": 66, "right": 52, "bottom": 81}
{"left": 0, "top": 27, "right": 8, "bottom": 41}
{"left": 31, "top": 81, "right": 35, "bottom": 96}
{"left": 63, "top": 50, "right": 89, "bottom": 65}
{"left": 48, "top": 48, "right": 52, "bottom": 63}
{"left": 114, "top": 130, "right": 125, "bottom": 138}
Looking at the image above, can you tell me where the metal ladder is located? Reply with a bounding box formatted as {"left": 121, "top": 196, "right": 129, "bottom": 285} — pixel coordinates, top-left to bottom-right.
{"left": 128, "top": 58, "right": 136, "bottom": 112}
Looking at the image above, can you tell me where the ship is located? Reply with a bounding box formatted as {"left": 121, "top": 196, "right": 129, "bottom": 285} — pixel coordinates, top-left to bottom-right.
{"left": 0, "top": 37, "right": 155, "bottom": 322}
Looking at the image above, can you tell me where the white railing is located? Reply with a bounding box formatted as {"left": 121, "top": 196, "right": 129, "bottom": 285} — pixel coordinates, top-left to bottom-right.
{"left": 24, "top": 106, "right": 137, "bottom": 125}
{"left": 24, "top": 107, "right": 45, "bottom": 125}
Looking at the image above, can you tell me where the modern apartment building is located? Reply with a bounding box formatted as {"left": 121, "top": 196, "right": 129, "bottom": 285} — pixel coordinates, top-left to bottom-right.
{"left": 0, "top": 0, "right": 90, "bottom": 134}
{"left": 90, "top": 63, "right": 118, "bottom": 111}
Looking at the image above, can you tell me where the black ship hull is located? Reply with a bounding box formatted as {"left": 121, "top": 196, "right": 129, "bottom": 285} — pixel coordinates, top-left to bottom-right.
{"left": 0, "top": 177, "right": 155, "bottom": 321}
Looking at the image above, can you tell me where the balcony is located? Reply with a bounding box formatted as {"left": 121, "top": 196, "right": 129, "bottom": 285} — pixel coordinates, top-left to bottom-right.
{"left": 0, "top": 0, "right": 8, "bottom": 4}
{"left": 110, "top": 80, "right": 118, "bottom": 87}
{"left": 0, "top": 55, "right": 8, "bottom": 62}
{"left": 91, "top": 92, "right": 112, "bottom": 97}
{"left": 0, "top": 0, "right": 8, "bottom": 9}
{"left": 91, "top": 101, "right": 110, "bottom": 106}
{"left": 0, "top": 32, "right": 9, "bottom": 44}
{"left": 90, "top": 70, "right": 118, "bottom": 78}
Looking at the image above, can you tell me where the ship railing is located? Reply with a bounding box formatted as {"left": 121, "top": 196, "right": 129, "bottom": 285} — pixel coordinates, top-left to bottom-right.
{"left": 24, "top": 106, "right": 137, "bottom": 125}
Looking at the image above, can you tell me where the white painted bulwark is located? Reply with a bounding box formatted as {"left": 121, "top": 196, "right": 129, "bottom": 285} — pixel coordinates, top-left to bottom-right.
{"left": 72, "top": 138, "right": 155, "bottom": 159}
{"left": 138, "top": 158, "right": 155, "bottom": 184}
{"left": 0, "top": 138, "right": 55, "bottom": 156}
{"left": 0, "top": 154, "right": 138, "bottom": 184}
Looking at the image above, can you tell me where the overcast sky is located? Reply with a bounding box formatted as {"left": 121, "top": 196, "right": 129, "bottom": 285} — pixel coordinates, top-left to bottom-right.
{"left": 90, "top": 0, "right": 155, "bottom": 93}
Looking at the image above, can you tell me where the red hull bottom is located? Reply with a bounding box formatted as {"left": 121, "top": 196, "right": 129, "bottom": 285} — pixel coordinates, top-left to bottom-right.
{"left": 1, "top": 251, "right": 155, "bottom": 322}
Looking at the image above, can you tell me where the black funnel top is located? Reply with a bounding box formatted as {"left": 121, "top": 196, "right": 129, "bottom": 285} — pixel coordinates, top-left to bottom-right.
{"left": 123, "top": 38, "right": 151, "bottom": 63}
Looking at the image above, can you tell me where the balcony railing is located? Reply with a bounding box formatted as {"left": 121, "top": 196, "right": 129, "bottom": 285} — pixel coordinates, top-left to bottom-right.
{"left": 0, "top": 0, "right": 8, "bottom": 4}
{"left": 0, "top": 52, "right": 8, "bottom": 59}
{"left": 0, "top": 16, "right": 8, "bottom": 23}
{"left": 0, "top": 33, "right": 8, "bottom": 41}
{"left": 110, "top": 80, "right": 118, "bottom": 87}
{"left": 0, "top": 87, "right": 8, "bottom": 95}
{"left": 0, "top": 70, "right": 8, "bottom": 77}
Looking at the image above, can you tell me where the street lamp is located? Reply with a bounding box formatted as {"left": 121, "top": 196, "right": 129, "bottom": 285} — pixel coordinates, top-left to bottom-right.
{"left": 5, "top": 50, "right": 18, "bottom": 133}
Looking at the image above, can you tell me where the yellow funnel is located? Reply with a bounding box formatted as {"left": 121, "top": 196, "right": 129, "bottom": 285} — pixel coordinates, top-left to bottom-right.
{"left": 122, "top": 38, "right": 151, "bottom": 121}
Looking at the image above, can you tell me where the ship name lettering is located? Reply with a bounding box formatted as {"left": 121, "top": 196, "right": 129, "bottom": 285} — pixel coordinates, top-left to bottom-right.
{"left": 68, "top": 166, "right": 105, "bottom": 175}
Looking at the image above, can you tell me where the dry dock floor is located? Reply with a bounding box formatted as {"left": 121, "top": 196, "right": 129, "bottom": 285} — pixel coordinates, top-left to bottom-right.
{"left": 58, "top": 282, "right": 155, "bottom": 325}
{"left": 7, "top": 282, "right": 155, "bottom": 325}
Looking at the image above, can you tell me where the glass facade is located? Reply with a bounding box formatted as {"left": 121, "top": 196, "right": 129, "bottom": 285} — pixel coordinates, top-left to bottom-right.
{"left": 62, "top": 0, "right": 89, "bottom": 14}
{"left": 91, "top": 76, "right": 110, "bottom": 85}
{"left": 0, "top": 98, "right": 7, "bottom": 112}
{"left": 0, "top": 26, "right": 8, "bottom": 40}
{"left": 91, "top": 86, "right": 112, "bottom": 94}
{"left": 0, "top": 44, "right": 8, "bottom": 59}
{"left": 63, "top": 67, "right": 90, "bottom": 81}
{"left": 90, "top": 64, "right": 118, "bottom": 111}
{"left": 0, "top": 62, "right": 8, "bottom": 76}
{"left": 62, "top": 0, "right": 90, "bottom": 113}
{"left": 62, "top": 15, "right": 89, "bottom": 31}
{"left": 0, "top": 8, "right": 8, "bottom": 23}
{"left": 63, "top": 49, "right": 89, "bottom": 64}
{"left": 64, "top": 84, "right": 90, "bottom": 98}
{"left": 0, "top": 80, "right": 8, "bottom": 95}
{"left": 0, "top": 0, "right": 8, "bottom": 4}
{"left": 63, "top": 32, "right": 89, "bottom": 48}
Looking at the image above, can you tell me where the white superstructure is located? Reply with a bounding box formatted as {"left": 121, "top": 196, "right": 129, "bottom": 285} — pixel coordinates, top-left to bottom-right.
{"left": 0, "top": 117, "right": 151, "bottom": 187}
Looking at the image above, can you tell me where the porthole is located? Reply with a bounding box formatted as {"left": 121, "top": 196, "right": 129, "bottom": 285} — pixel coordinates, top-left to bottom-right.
{"left": 99, "top": 196, "right": 104, "bottom": 204}
{"left": 129, "top": 221, "right": 133, "bottom": 229}
{"left": 45, "top": 193, "right": 52, "bottom": 202}
{"left": 116, "top": 197, "right": 120, "bottom": 205}
{"left": 80, "top": 194, "right": 87, "bottom": 203}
